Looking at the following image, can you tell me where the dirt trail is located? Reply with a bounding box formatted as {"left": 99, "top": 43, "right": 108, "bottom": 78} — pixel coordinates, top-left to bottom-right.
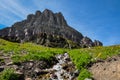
{"left": 89, "top": 55, "right": 120, "bottom": 80}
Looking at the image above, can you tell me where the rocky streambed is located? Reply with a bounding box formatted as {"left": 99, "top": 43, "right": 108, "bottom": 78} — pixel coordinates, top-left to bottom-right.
{"left": 0, "top": 53, "right": 79, "bottom": 80}
{"left": 48, "top": 53, "right": 79, "bottom": 80}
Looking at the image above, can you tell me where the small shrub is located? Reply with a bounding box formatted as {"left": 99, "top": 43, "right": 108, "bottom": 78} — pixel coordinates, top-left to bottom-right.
{"left": 0, "top": 68, "right": 19, "bottom": 80}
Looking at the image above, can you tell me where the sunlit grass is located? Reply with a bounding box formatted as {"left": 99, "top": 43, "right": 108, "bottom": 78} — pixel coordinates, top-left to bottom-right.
{"left": 0, "top": 39, "right": 67, "bottom": 63}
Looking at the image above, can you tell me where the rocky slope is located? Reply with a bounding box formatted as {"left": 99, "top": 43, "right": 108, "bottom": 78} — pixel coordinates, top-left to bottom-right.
{"left": 0, "top": 52, "right": 79, "bottom": 80}
{"left": 0, "top": 9, "right": 102, "bottom": 48}
{"left": 89, "top": 55, "right": 120, "bottom": 80}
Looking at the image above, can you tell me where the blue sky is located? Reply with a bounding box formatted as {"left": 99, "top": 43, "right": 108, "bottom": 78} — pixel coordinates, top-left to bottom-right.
{"left": 0, "top": 0, "right": 120, "bottom": 46}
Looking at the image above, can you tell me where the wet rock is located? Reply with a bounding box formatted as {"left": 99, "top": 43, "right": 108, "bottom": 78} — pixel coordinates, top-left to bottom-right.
{"left": 64, "top": 53, "right": 71, "bottom": 61}
{"left": 74, "top": 70, "right": 80, "bottom": 76}
{"left": 53, "top": 63, "right": 62, "bottom": 71}
{"left": 62, "top": 63, "right": 69, "bottom": 70}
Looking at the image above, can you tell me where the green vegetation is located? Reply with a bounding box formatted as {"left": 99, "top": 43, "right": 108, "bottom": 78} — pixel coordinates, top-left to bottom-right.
{"left": 78, "top": 69, "right": 92, "bottom": 80}
{"left": 0, "top": 69, "right": 19, "bottom": 80}
{"left": 69, "top": 49, "right": 92, "bottom": 70}
{"left": 68, "top": 49, "right": 92, "bottom": 80}
{"left": 0, "top": 39, "right": 67, "bottom": 63}
{"left": 0, "top": 39, "right": 120, "bottom": 80}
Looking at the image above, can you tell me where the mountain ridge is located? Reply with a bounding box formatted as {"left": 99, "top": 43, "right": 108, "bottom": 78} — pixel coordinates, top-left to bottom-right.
{"left": 0, "top": 9, "right": 102, "bottom": 48}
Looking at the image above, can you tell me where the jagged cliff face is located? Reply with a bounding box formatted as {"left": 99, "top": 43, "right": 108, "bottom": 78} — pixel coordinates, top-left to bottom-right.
{"left": 0, "top": 9, "right": 102, "bottom": 48}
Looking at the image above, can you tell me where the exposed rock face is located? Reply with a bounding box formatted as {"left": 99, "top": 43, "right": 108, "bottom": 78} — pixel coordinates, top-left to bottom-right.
{"left": 93, "top": 40, "right": 103, "bottom": 46}
{"left": 80, "top": 37, "right": 94, "bottom": 48}
{"left": 0, "top": 9, "right": 102, "bottom": 48}
{"left": 80, "top": 37, "right": 103, "bottom": 48}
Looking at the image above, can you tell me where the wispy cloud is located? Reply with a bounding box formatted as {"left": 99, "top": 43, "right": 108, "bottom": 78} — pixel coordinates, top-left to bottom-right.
{"left": 0, "top": 0, "right": 29, "bottom": 19}
{"left": 0, "top": 0, "right": 33, "bottom": 27}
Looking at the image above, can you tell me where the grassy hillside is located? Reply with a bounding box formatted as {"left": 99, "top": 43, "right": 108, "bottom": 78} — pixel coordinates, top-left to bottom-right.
{"left": 0, "top": 39, "right": 67, "bottom": 63}
{"left": 68, "top": 45, "right": 120, "bottom": 79}
{"left": 0, "top": 39, "right": 120, "bottom": 80}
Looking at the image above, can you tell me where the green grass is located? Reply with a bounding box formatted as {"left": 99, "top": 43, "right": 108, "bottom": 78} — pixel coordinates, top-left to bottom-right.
{"left": 68, "top": 49, "right": 92, "bottom": 80}
{"left": 78, "top": 69, "right": 92, "bottom": 80}
{"left": 0, "top": 39, "right": 67, "bottom": 63}
{"left": 0, "top": 39, "right": 120, "bottom": 80}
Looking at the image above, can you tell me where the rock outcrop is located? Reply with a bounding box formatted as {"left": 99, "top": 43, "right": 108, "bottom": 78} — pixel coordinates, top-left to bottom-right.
{"left": 80, "top": 37, "right": 94, "bottom": 48}
{"left": 0, "top": 9, "right": 103, "bottom": 48}
{"left": 89, "top": 55, "right": 120, "bottom": 80}
{"left": 93, "top": 40, "right": 103, "bottom": 46}
{"left": 80, "top": 37, "right": 103, "bottom": 48}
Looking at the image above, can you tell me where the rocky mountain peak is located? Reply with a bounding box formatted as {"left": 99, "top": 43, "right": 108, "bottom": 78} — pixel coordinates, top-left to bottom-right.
{"left": 55, "top": 12, "right": 67, "bottom": 26}
{"left": 0, "top": 9, "right": 103, "bottom": 48}
{"left": 27, "top": 14, "right": 35, "bottom": 22}
{"left": 35, "top": 10, "right": 42, "bottom": 17}
{"left": 42, "top": 9, "right": 53, "bottom": 19}
{"left": 43, "top": 9, "right": 53, "bottom": 15}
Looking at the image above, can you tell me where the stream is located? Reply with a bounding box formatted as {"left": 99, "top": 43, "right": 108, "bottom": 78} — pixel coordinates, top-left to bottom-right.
{"left": 38, "top": 53, "right": 79, "bottom": 80}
